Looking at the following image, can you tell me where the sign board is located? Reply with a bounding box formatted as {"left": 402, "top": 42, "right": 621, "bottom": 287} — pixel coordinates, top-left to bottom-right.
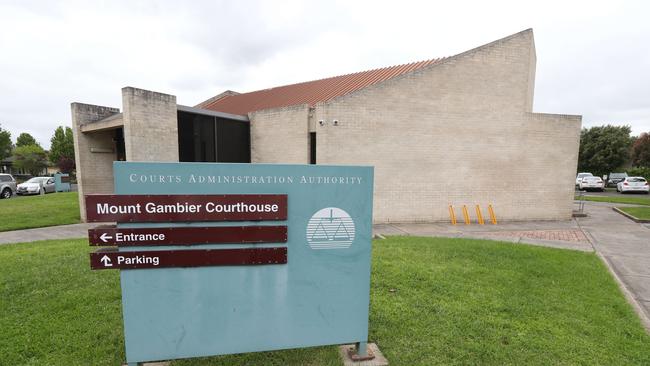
{"left": 88, "top": 225, "right": 287, "bottom": 246}
{"left": 99, "top": 162, "right": 373, "bottom": 364}
{"left": 85, "top": 194, "right": 287, "bottom": 222}
{"left": 90, "top": 247, "right": 287, "bottom": 269}
{"left": 54, "top": 173, "right": 71, "bottom": 192}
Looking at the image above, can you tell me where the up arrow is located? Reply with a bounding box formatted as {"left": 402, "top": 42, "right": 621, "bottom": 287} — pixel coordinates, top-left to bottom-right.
{"left": 100, "top": 255, "right": 112, "bottom": 267}
{"left": 100, "top": 233, "right": 113, "bottom": 243}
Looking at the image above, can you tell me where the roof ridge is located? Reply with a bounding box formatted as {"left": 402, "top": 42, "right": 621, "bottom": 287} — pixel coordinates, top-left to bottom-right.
{"left": 201, "top": 29, "right": 534, "bottom": 114}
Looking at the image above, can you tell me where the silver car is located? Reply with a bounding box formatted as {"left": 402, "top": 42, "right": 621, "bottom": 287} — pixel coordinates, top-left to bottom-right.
{"left": 16, "top": 177, "right": 56, "bottom": 195}
{"left": 0, "top": 173, "right": 16, "bottom": 199}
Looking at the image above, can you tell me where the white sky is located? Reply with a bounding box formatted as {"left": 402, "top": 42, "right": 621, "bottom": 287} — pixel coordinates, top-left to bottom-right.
{"left": 1, "top": 0, "right": 649, "bottom": 148}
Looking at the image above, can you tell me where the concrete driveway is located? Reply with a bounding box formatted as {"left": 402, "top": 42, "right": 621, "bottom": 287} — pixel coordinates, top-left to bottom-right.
{"left": 576, "top": 202, "right": 650, "bottom": 328}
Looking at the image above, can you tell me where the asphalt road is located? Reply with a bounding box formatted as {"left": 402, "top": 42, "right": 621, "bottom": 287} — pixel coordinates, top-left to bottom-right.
{"left": 578, "top": 188, "right": 648, "bottom": 197}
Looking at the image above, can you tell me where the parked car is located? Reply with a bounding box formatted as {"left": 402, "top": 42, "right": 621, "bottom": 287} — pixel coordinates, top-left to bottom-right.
{"left": 607, "top": 172, "right": 628, "bottom": 187}
{"left": 0, "top": 173, "right": 16, "bottom": 199}
{"left": 579, "top": 176, "right": 605, "bottom": 191}
{"left": 616, "top": 177, "right": 649, "bottom": 194}
{"left": 576, "top": 172, "right": 593, "bottom": 186}
{"left": 16, "top": 176, "right": 56, "bottom": 195}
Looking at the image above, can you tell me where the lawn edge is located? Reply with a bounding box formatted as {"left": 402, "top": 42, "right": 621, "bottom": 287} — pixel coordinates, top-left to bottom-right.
{"left": 612, "top": 207, "right": 650, "bottom": 223}
{"left": 576, "top": 196, "right": 650, "bottom": 206}
{"left": 0, "top": 220, "right": 82, "bottom": 233}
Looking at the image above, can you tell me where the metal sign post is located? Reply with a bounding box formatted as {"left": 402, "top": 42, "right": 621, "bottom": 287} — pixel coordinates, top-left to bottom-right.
{"left": 87, "top": 162, "right": 374, "bottom": 365}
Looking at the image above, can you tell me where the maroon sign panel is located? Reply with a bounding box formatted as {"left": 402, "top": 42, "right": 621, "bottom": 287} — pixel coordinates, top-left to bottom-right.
{"left": 88, "top": 225, "right": 288, "bottom": 246}
{"left": 85, "top": 194, "right": 287, "bottom": 223}
{"left": 90, "top": 247, "right": 287, "bottom": 270}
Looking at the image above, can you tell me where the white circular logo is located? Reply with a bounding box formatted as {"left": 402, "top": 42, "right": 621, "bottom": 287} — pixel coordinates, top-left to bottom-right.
{"left": 306, "top": 207, "right": 355, "bottom": 250}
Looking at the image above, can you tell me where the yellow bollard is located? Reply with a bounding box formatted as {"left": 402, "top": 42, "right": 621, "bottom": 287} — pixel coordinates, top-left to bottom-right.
{"left": 462, "top": 205, "right": 470, "bottom": 225}
{"left": 448, "top": 205, "right": 457, "bottom": 225}
{"left": 475, "top": 204, "right": 485, "bottom": 225}
{"left": 488, "top": 204, "right": 497, "bottom": 225}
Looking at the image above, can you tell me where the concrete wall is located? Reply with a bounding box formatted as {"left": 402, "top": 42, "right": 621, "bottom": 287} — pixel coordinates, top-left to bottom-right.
{"left": 249, "top": 104, "right": 310, "bottom": 164}
{"left": 258, "top": 29, "right": 581, "bottom": 222}
{"left": 122, "top": 87, "right": 179, "bottom": 162}
{"left": 71, "top": 103, "right": 120, "bottom": 221}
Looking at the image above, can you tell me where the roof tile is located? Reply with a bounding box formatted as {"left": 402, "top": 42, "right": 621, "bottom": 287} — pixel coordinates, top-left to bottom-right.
{"left": 201, "top": 58, "right": 444, "bottom": 115}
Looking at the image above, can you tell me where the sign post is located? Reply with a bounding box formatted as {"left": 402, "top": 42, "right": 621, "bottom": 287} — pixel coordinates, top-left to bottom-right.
{"left": 87, "top": 161, "right": 374, "bottom": 365}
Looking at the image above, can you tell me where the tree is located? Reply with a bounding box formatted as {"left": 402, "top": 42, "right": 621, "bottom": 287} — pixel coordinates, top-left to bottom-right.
{"left": 0, "top": 124, "right": 11, "bottom": 161}
{"left": 49, "top": 126, "right": 75, "bottom": 172}
{"left": 12, "top": 144, "right": 47, "bottom": 176}
{"left": 630, "top": 132, "right": 650, "bottom": 167}
{"left": 578, "top": 125, "right": 633, "bottom": 176}
{"left": 16, "top": 132, "right": 39, "bottom": 147}
{"left": 57, "top": 157, "right": 76, "bottom": 174}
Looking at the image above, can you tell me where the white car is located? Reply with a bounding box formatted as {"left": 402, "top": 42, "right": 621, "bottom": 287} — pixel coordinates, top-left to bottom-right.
{"left": 579, "top": 176, "right": 605, "bottom": 191}
{"left": 16, "top": 177, "right": 56, "bottom": 195}
{"left": 576, "top": 172, "right": 593, "bottom": 186}
{"left": 616, "top": 177, "right": 649, "bottom": 194}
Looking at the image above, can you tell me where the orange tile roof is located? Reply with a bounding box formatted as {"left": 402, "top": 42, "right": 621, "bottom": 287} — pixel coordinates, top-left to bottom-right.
{"left": 200, "top": 58, "right": 445, "bottom": 115}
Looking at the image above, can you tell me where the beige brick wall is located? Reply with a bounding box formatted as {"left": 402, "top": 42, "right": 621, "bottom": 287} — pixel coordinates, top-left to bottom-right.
{"left": 71, "top": 103, "right": 120, "bottom": 221}
{"left": 123, "top": 87, "right": 179, "bottom": 162}
{"left": 253, "top": 29, "right": 581, "bottom": 222}
{"left": 249, "top": 104, "right": 310, "bottom": 164}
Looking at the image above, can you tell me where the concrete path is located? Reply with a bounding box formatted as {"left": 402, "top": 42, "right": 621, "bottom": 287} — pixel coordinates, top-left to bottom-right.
{"left": 576, "top": 201, "right": 650, "bottom": 328}
{"left": 374, "top": 219, "right": 594, "bottom": 252}
{"left": 0, "top": 223, "right": 94, "bottom": 245}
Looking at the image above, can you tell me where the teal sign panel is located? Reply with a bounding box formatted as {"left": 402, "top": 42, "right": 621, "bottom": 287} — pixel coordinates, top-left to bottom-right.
{"left": 113, "top": 162, "right": 374, "bottom": 364}
{"left": 54, "top": 173, "right": 71, "bottom": 192}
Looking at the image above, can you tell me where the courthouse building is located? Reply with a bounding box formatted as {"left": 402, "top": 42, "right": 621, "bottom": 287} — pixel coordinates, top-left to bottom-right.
{"left": 72, "top": 29, "right": 581, "bottom": 222}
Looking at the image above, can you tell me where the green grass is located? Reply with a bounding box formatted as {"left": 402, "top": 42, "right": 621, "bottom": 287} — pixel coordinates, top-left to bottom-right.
{"left": 2, "top": 237, "right": 650, "bottom": 365}
{"left": 576, "top": 194, "right": 650, "bottom": 206}
{"left": 0, "top": 192, "right": 80, "bottom": 231}
{"left": 617, "top": 206, "right": 650, "bottom": 220}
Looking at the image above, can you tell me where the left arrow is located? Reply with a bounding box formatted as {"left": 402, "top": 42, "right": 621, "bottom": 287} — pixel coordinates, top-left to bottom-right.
{"left": 88, "top": 225, "right": 117, "bottom": 246}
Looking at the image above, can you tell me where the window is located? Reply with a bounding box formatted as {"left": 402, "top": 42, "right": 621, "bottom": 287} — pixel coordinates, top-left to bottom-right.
{"left": 178, "top": 111, "right": 250, "bottom": 163}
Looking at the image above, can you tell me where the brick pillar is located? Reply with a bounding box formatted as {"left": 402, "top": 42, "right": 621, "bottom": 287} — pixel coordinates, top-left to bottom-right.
{"left": 122, "top": 87, "right": 179, "bottom": 162}
{"left": 71, "top": 103, "right": 120, "bottom": 222}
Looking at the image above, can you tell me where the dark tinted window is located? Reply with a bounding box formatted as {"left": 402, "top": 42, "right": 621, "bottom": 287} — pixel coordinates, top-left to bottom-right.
{"left": 0, "top": 175, "right": 10, "bottom": 182}
{"left": 216, "top": 118, "right": 250, "bottom": 163}
{"left": 178, "top": 112, "right": 216, "bottom": 162}
{"left": 178, "top": 111, "right": 250, "bottom": 163}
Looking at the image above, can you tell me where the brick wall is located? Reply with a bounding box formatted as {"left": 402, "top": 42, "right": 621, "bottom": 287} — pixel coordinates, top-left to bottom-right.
{"left": 255, "top": 29, "right": 581, "bottom": 222}
{"left": 122, "top": 87, "right": 179, "bottom": 162}
{"left": 249, "top": 104, "right": 310, "bottom": 164}
{"left": 71, "top": 103, "right": 120, "bottom": 221}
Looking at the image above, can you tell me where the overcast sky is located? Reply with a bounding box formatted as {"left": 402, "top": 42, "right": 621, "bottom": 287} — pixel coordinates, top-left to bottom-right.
{"left": 1, "top": 0, "right": 648, "bottom": 148}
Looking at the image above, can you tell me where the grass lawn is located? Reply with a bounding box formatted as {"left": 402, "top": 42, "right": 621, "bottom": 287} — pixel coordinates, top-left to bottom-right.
{"left": 576, "top": 194, "right": 650, "bottom": 206}
{"left": 617, "top": 206, "right": 650, "bottom": 220}
{"left": 0, "top": 192, "right": 80, "bottom": 231}
{"left": 2, "top": 237, "right": 650, "bottom": 365}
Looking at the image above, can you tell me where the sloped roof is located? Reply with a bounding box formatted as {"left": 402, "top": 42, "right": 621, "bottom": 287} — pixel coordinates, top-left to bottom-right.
{"left": 199, "top": 58, "right": 445, "bottom": 115}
